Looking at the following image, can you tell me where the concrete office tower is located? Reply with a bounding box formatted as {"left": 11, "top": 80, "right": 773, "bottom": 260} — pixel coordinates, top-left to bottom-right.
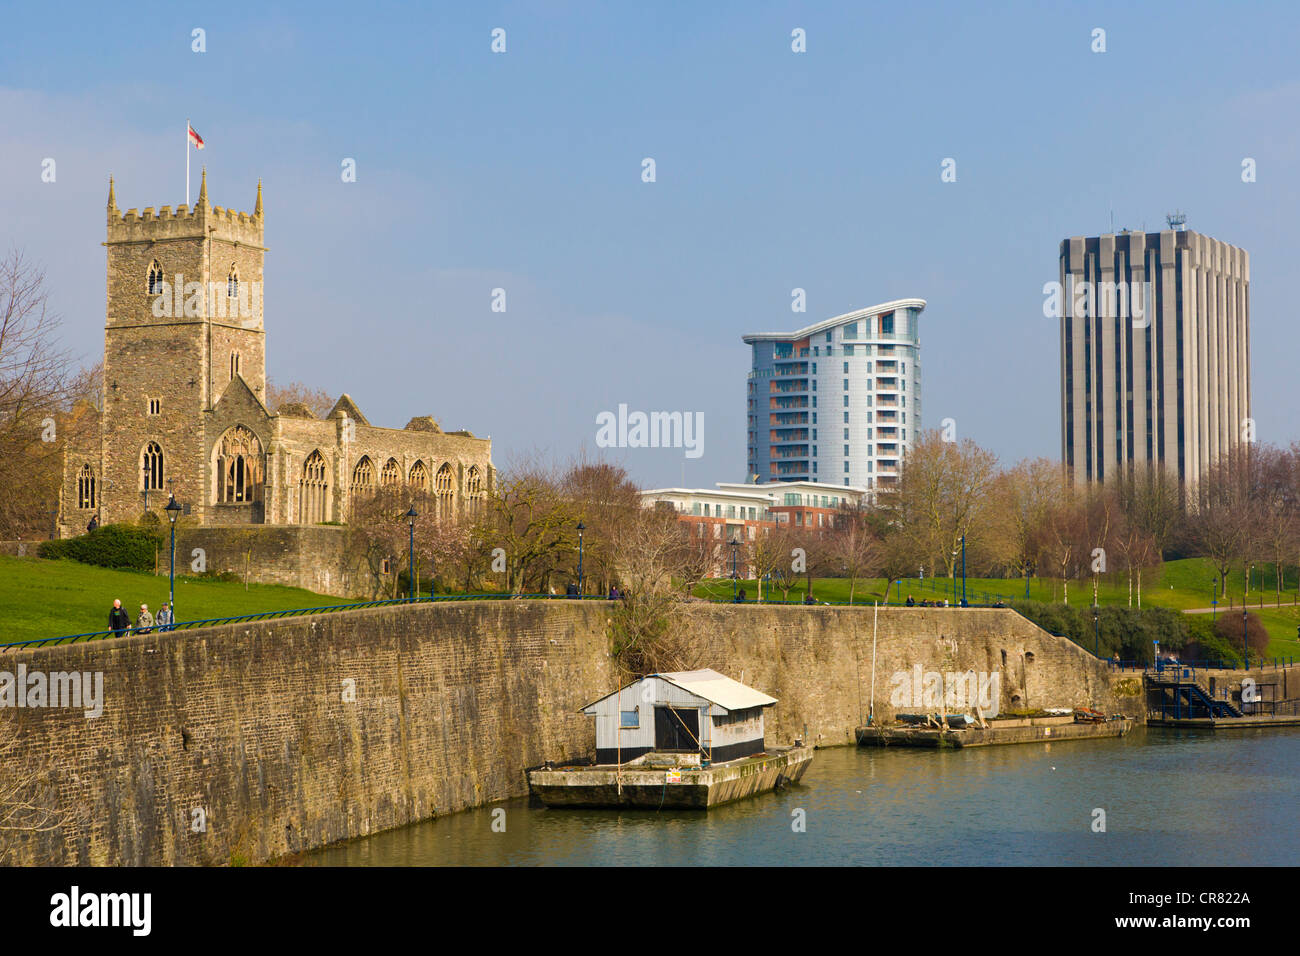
{"left": 1060, "top": 227, "right": 1250, "bottom": 491}
{"left": 743, "top": 299, "right": 924, "bottom": 492}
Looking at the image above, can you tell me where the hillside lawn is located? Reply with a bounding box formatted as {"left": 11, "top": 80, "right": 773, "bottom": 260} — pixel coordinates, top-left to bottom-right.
{"left": 4, "top": 553, "right": 1297, "bottom": 662}
{"left": 693, "top": 556, "right": 1300, "bottom": 662}
{"left": 0, "top": 554, "right": 339, "bottom": 646}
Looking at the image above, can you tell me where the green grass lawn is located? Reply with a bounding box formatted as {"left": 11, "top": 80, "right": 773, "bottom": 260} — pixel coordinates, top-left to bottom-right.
{"left": 0, "top": 554, "right": 340, "bottom": 646}
{"left": 6, "top": 551, "right": 1298, "bottom": 663}
{"left": 693, "top": 556, "right": 1300, "bottom": 662}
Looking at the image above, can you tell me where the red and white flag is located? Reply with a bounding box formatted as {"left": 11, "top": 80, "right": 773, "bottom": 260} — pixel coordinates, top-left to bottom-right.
{"left": 188, "top": 124, "right": 205, "bottom": 150}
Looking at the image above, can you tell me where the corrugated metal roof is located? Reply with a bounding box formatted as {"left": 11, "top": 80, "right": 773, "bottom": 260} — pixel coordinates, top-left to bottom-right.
{"left": 654, "top": 669, "right": 778, "bottom": 711}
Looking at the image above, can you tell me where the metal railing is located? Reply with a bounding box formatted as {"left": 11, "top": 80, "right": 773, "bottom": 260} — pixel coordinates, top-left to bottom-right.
{"left": 0, "top": 592, "right": 611, "bottom": 652}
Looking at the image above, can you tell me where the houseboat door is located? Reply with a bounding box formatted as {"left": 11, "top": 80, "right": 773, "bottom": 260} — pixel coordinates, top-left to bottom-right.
{"left": 655, "top": 705, "right": 700, "bottom": 752}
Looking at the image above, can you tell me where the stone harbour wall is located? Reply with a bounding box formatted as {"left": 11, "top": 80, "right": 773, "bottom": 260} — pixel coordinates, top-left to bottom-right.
{"left": 0, "top": 603, "right": 1128, "bottom": 866}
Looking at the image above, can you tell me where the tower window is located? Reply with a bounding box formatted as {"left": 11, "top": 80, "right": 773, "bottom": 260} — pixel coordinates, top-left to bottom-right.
{"left": 77, "top": 464, "right": 96, "bottom": 510}
{"left": 142, "top": 442, "right": 164, "bottom": 491}
{"left": 148, "top": 397, "right": 161, "bottom": 416}
{"left": 227, "top": 264, "right": 239, "bottom": 298}
{"left": 230, "top": 352, "right": 241, "bottom": 381}
{"left": 147, "top": 259, "right": 164, "bottom": 295}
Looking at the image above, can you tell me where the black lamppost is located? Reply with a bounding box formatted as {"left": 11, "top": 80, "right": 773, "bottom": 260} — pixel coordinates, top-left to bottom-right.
{"left": 1243, "top": 606, "right": 1250, "bottom": 670}
{"left": 730, "top": 536, "right": 739, "bottom": 601}
{"left": 960, "top": 534, "right": 968, "bottom": 608}
{"left": 405, "top": 505, "right": 418, "bottom": 601}
{"left": 1212, "top": 577, "right": 1218, "bottom": 621}
{"left": 577, "top": 522, "right": 585, "bottom": 597}
{"left": 165, "top": 495, "right": 182, "bottom": 624}
{"left": 1093, "top": 602, "right": 1100, "bottom": 656}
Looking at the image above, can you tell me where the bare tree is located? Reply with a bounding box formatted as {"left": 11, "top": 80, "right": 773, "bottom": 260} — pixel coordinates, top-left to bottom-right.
{"left": 0, "top": 716, "right": 86, "bottom": 860}
{"left": 1043, "top": 489, "right": 1086, "bottom": 604}
{"left": 265, "top": 380, "right": 334, "bottom": 418}
{"left": 826, "top": 506, "right": 882, "bottom": 604}
{"left": 991, "top": 457, "right": 1065, "bottom": 589}
{"left": 879, "top": 431, "right": 1000, "bottom": 579}
{"left": 1190, "top": 446, "right": 1261, "bottom": 608}
{"left": 609, "top": 507, "right": 704, "bottom": 675}
{"left": 0, "top": 250, "right": 75, "bottom": 538}
{"left": 483, "top": 458, "right": 578, "bottom": 593}
{"left": 561, "top": 456, "right": 640, "bottom": 596}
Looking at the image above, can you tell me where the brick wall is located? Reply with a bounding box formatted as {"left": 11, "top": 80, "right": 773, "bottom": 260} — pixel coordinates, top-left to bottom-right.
{"left": 0, "top": 604, "right": 1127, "bottom": 866}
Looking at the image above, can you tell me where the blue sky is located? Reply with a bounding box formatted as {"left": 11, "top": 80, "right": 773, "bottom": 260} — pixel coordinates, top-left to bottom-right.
{"left": 3, "top": 1, "right": 1297, "bottom": 487}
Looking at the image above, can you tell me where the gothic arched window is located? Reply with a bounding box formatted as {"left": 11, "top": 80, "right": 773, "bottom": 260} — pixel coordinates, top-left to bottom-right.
{"left": 352, "top": 456, "right": 375, "bottom": 495}
{"left": 381, "top": 458, "right": 401, "bottom": 488}
{"left": 435, "top": 463, "right": 454, "bottom": 518}
{"left": 465, "top": 465, "right": 482, "bottom": 517}
{"left": 227, "top": 263, "right": 239, "bottom": 299}
{"left": 77, "top": 464, "right": 96, "bottom": 510}
{"left": 147, "top": 259, "right": 165, "bottom": 295}
{"left": 215, "top": 425, "right": 265, "bottom": 504}
{"left": 409, "top": 460, "right": 428, "bottom": 492}
{"left": 142, "top": 442, "right": 164, "bottom": 491}
{"left": 299, "top": 450, "right": 329, "bottom": 524}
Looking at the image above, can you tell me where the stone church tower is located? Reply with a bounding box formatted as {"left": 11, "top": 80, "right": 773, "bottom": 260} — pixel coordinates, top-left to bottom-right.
{"left": 99, "top": 171, "right": 266, "bottom": 522}
{"left": 60, "top": 170, "right": 493, "bottom": 588}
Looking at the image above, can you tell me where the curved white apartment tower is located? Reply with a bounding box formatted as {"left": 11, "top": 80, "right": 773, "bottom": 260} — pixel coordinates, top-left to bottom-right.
{"left": 743, "top": 299, "right": 925, "bottom": 492}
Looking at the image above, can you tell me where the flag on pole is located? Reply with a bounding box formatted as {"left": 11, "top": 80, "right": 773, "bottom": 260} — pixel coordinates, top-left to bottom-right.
{"left": 188, "top": 124, "right": 205, "bottom": 150}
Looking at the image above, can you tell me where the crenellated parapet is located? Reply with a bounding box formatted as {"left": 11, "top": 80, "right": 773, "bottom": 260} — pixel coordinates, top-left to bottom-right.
{"left": 106, "top": 170, "right": 264, "bottom": 246}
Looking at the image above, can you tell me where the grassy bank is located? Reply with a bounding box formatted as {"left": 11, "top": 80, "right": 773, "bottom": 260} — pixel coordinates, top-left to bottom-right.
{"left": 0, "top": 554, "right": 339, "bottom": 646}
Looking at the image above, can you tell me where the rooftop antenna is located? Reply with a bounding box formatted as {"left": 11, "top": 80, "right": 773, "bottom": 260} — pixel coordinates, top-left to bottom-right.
{"left": 1109, "top": 202, "right": 1114, "bottom": 234}
{"left": 1166, "top": 210, "right": 1187, "bottom": 231}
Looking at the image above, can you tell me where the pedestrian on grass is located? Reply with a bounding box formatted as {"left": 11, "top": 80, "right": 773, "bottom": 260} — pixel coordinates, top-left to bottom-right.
{"left": 108, "top": 599, "right": 130, "bottom": 637}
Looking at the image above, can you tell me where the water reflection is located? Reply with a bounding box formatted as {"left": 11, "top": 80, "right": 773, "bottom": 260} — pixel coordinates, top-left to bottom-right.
{"left": 305, "top": 727, "right": 1300, "bottom": 866}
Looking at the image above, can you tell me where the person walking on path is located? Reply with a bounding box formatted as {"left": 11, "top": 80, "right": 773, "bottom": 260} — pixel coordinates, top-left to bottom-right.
{"left": 135, "top": 603, "right": 154, "bottom": 635}
{"left": 108, "top": 599, "right": 130, "bottom": 637}
{"left": 155, "top": 602, "right": 173, "bottom": 632}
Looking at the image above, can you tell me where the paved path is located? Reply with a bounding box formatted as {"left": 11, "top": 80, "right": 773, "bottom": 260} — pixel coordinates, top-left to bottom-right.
{"left": 1181, "top": 605, "right": 1297, "bottom": 614}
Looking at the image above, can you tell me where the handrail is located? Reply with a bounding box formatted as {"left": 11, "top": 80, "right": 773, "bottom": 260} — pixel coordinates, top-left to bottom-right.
{"left": 8, "top": 591, "right": 1298, "bottom": 670}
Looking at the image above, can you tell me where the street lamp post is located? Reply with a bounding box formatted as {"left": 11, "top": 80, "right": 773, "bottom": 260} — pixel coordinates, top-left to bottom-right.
{"left": 405, "top": 505, "right": 418, "bottom": 602}
{"left": 730, "top": 537, "right": 739, "bottom": 601}
{"left": 577, "top": 522, "right": 585, "bottom": 598}
{"left": 1093, "top": 603, "right": 1100, "bottom": 657}
{"left": 165, "top": 496, "right": 182, "bottom": 624}
{"left": 960, "top": 534, "right": 967, "bottom": 608}
{"left": 1243, "top": 607, "right": 1249, "bottom": 671}
{"left": 1212, "top": 578, "right": 1218, "bottom": 621}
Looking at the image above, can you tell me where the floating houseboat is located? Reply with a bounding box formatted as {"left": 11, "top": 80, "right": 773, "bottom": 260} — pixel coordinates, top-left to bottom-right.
{"left": 527, "top": 669, "right": 813, "bottom": 809}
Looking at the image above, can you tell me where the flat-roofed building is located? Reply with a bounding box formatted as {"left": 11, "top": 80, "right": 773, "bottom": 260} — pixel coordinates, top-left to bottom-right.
{"left": 1059, "top": 226, "right": 1250, "bottom": 491}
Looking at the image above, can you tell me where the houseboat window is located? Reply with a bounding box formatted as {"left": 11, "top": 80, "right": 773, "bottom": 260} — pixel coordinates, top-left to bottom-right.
{"left": 620, "top": 709, "right": 639, "bottom": 728}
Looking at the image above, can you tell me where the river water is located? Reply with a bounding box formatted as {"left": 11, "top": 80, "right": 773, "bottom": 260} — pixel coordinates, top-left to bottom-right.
{"left": 305, "top": 727, "right": 1300, "bottom": 866}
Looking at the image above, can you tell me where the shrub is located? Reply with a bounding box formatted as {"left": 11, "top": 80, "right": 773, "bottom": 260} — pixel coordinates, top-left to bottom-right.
{"left": 38, "top": 523, "right": 162, "bottom": 571}
{"left": 1184, "top": 613, "right": 1243, "bottom": 666}
{"left": 1213, "top": 611, "right": 1269, "bottom": 659}
{"left": 1010, "top": 600, "right": 1188, "bottom": 662}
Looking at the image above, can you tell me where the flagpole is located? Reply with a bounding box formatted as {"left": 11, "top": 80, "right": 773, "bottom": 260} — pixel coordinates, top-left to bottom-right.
{"left": 186, "top": 119, "right": 190, "bottom": 207}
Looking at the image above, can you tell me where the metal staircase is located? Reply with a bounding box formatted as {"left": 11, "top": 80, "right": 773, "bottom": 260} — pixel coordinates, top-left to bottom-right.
{"left": 1147, "top": 669, "right": 1242, "bottom": 719}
